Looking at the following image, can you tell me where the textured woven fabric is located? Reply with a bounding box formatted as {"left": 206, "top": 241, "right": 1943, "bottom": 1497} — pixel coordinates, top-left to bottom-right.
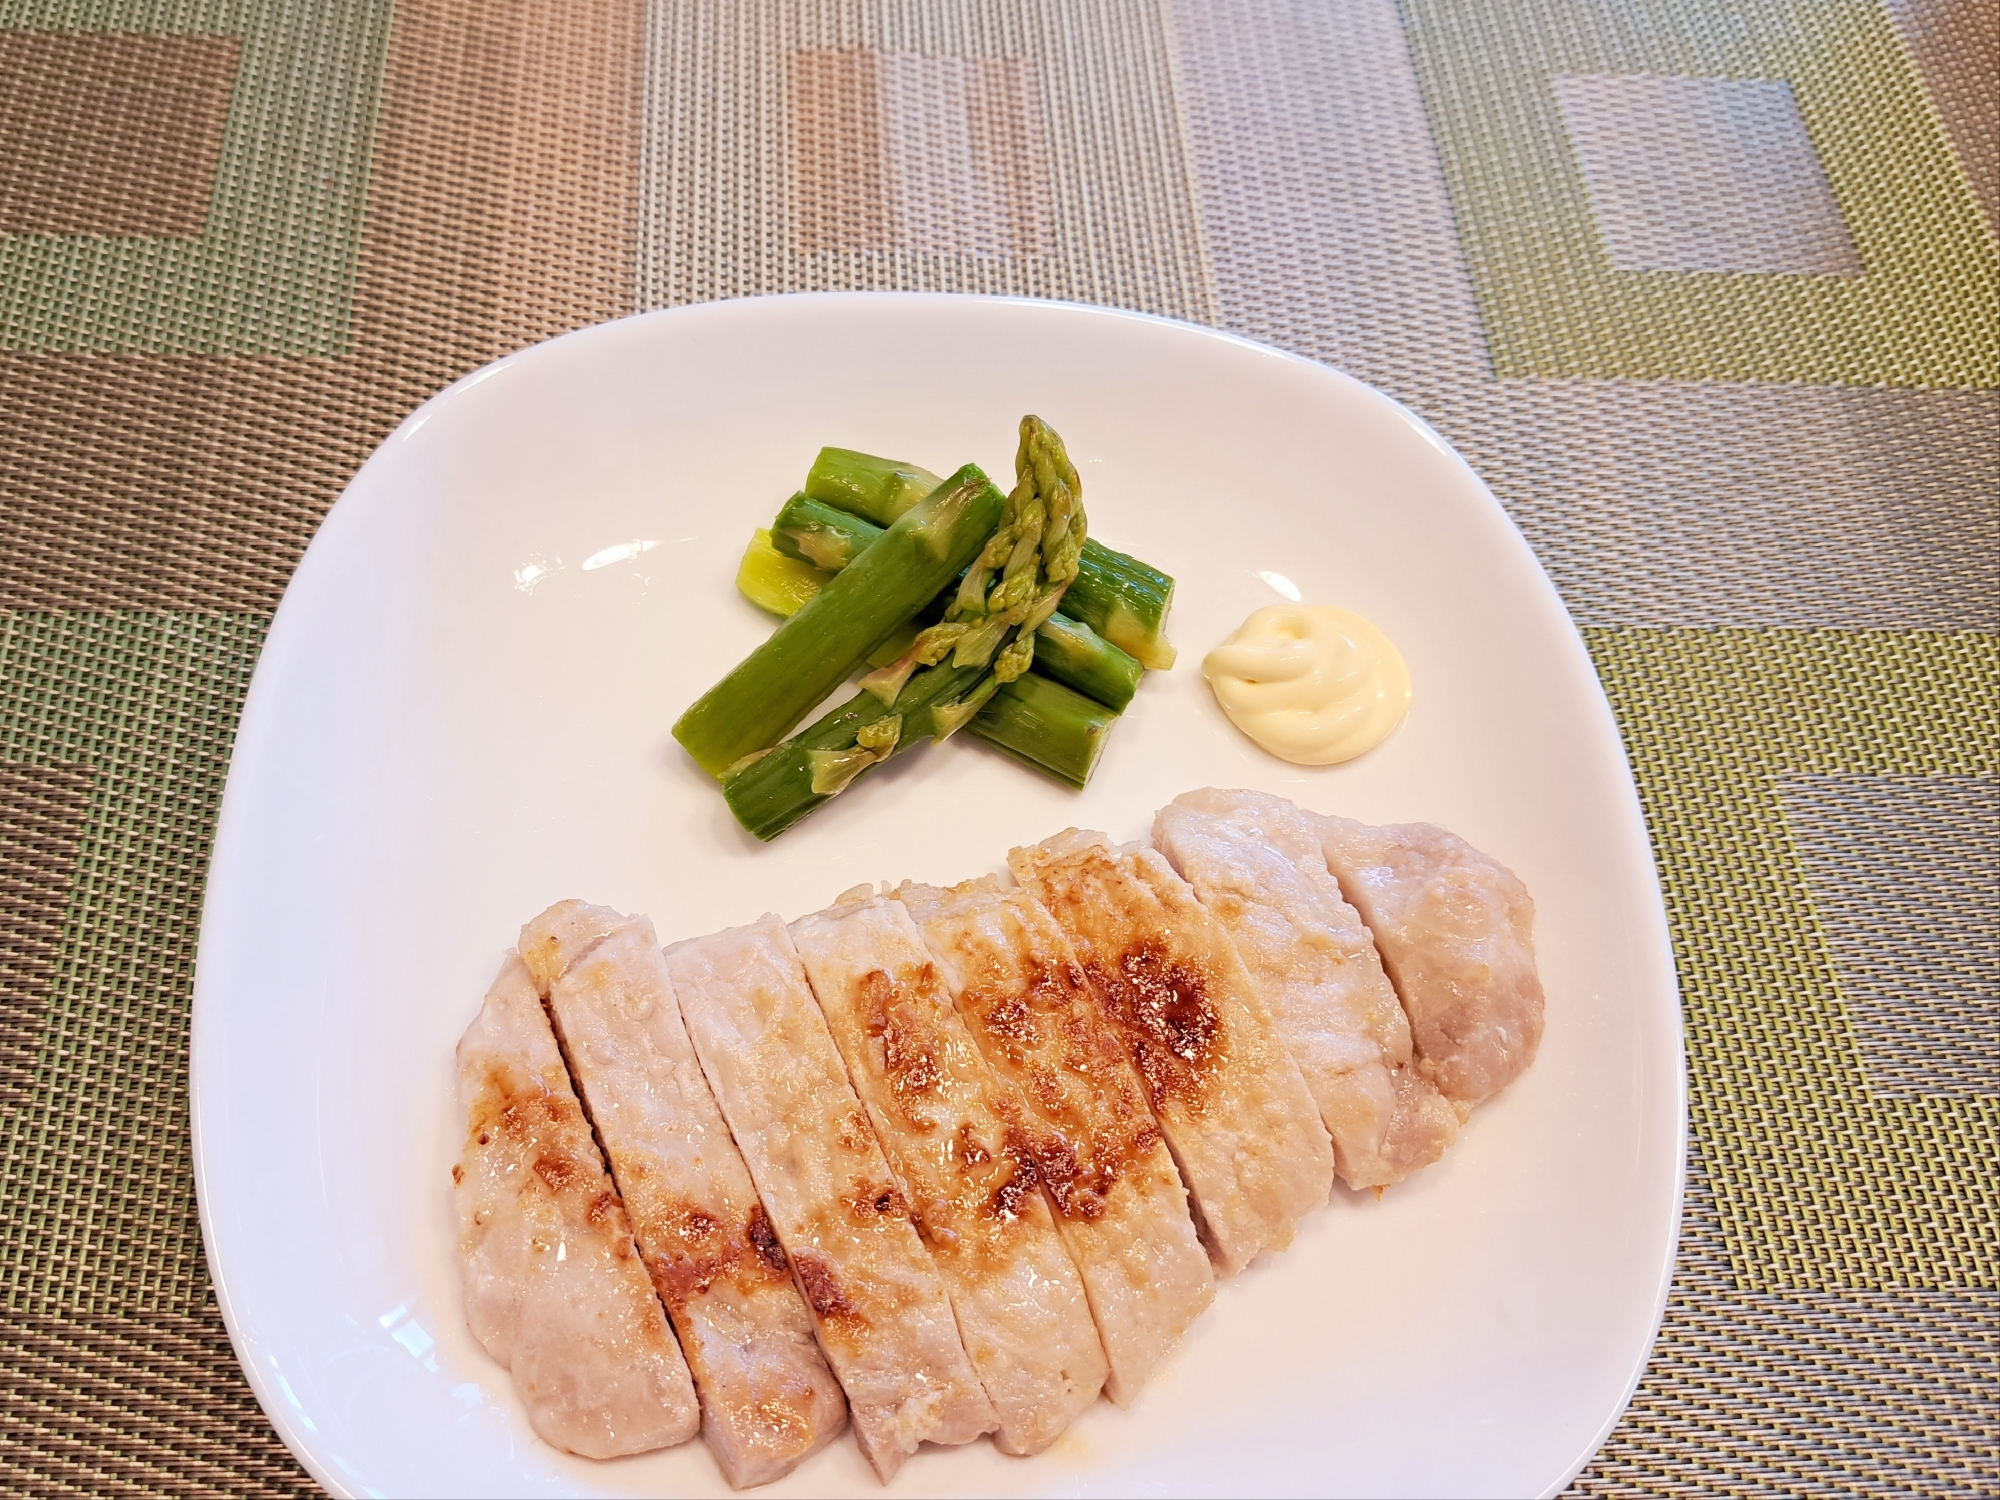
{"left": 0, "top": 0, "right": 1993, "bottom": 1493}
{"left": 1397, "top": 0, "right": 2000, "bottom": 387}
{"left": 1552, "top": 73, "right": 1864, "bottom": 276}
{"left": 1777, "top": 774, "right": 1998, "bottom": 1100}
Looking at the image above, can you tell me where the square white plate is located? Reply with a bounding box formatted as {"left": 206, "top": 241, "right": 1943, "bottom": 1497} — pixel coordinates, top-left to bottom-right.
{"left": 192, "top": 293, "right": 1684, "bottom": 1498}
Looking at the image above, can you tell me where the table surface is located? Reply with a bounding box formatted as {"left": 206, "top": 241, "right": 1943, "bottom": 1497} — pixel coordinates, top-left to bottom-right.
{"left": 1, "top": 0, "right": 1993, "bottom": 1494}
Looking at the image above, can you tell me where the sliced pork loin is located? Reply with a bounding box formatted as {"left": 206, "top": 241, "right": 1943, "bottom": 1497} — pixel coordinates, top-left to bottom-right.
{"left": 1009, "top": 831, "right": 1333, "bottom": 1276}
{"left": 520, "top": 902, "right": 847, "bottom": 1489}
{"left": 1316, "top": 816, "right": 1545, "bottom": 1109}
{"left": 1152, "top": 791, "right": 1459, "bottom": 1190}
{"left": 453, "top": 954, "right": 700, "bottom": 1459}
{"left": 789, "top": 894, "right": 1107, "bottom": 1455}
{"left": 665, "top": 916, "right": 996, "bottom": 1481}
{"left": 896, "top": 875, "right": 1214, "bottom": 1407}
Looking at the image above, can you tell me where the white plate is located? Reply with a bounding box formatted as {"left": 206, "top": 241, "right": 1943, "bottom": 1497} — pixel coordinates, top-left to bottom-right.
{"left": 193, "top": 294, "right": 1684, "bottom": 1499}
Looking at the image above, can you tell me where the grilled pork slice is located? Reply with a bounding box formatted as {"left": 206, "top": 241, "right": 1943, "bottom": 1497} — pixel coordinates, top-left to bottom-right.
{"left": 666, "top": 916, "right": 996, "bottom": 1481}
{"left": 1153, "top": 790, "right": 1459, "bottom": 1189}
{"left": 790, "top": 895, "right": 1108, "bottom": 1455}
{"left": 897, "top": 876, "right": 1214, "bottom": 1407}
{"left": 1317, "top": 816, "right": 1545, "bottom": 1108}
{"left": 1010, "top": 831, "right": 1333, "bottom": 1275}
{"left": 522, "top": 902, "right": 848, "bottom": 1489}
{"left": 453, "top": 954, "right": 700, "bottom": 1459}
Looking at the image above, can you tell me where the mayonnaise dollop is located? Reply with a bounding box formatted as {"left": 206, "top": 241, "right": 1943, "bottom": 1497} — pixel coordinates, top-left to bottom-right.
{"left": 1202, "top": 604, "right": 1411, "bottom": 765}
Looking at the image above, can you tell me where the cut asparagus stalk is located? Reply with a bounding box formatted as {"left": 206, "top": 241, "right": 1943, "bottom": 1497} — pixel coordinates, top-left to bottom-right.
{"left": 736, "top": 528, "right": 833, "bottom": 616}
{"left": 1026, "top": 612, "right": 1141, "bottom": 712}
{"left": 724, "top": 657, "right": 1117, "bottom": 841}
{"left": 724, "top": 426, "right": 1127, "bottom": 838}
{"left": 865, "top": 622, "right": 921, "bottom": 670}
{"left": 675, "top": 463, "right": 1005, "bottom": 779}
{"left": 967, "top": 673, "right": 1115, "bottom": 788}
{"left": 770, "top": 494, "right": 883, "bottom": 573}
{"left": 732, "top": 565, "right": 923, "bottom": 673}
{"left": 752, "top": 497, "right": 1145, "bottom": 711}
{"left": 722, "top": 659, "right": 991, "bottom": 842}
{"left": 732, "top": 565, "right": 928, "bottom": 675}
{"left": 730, "top": 419, "right": 1095, "bottom": 838}
{"left": 1063, "top": 540, "right": 1177, "bottom": 670}
{"left": 804, "top": 448, "right": 943, "bottom": 526}
{"left": 851, "top": 417, "right": 1085, "bottom": 792}
{"left": 798, "top": 450, "right": 1177, "bottom": 672}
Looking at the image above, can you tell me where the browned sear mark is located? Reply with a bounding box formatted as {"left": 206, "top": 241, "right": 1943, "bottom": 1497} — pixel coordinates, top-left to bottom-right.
{"left": 1026, "top": 1128, "right": 1089, "bottom": 1218}
{"left": 1118, "top": 941, "right": 1219, "bottom": 1063}
{"left": 1026, "top": 952, "right": 1091, "bottom": 1008}
{"left": 533, "top": 1154, "right": 580, "bottom": 1192}
{"left": 840, "top": 1176, "right": 910, "bottom": 1224}
{"left": 682, "top": 1207, "right": 718, "bottom": 1240}
{"left": 862, "top": 969, "right": 943, "bottom": 1103}
{"left": 1044, "top": 1116, "right": 1162, "bottom": 1223}
{"left": 950, "top": 914, "right": 1170, "bottom": 1220}
{"left": 974, "top": 990, "right": 1038, "bottom": 1056}
{"left": 747, "top": 1203, "right": 788, "bottom": 1272}
{"left": 986, "top": 1132, "right": 1040, "bottom": 1222}
{"left": 465, "top": 1065, "right": 577, "bottom": 1147}
{"left": 872, "top": 1184, "right": 907, "bottom": 1217}
{"left": 1027, "top": 1061, "right": 1072, "bottom": 1115}
{"left": 956, "top": 1120, "right": 991, "bottom": 1166}
{"left": 791, "top": 1249, "right": 863, "bottom": 1325}
{"left": 1088, "top": 939, "right": 1223, "bottom": 1112}
{"left": 642, "top": 1198, "right": 747, "bottom": 1307}
{"left": 836, "top": 1108, "right": 872, "bottom": 1152}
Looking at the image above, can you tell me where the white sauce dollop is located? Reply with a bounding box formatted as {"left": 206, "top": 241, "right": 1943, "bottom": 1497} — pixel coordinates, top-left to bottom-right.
{"left": 1202, "top": 604, "right": 1411, "bottom": 765}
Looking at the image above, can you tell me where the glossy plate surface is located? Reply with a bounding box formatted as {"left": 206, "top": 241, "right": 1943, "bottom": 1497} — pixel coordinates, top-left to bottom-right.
{"left": 193, "top": 294, "right": 1684, "bottom": 1499}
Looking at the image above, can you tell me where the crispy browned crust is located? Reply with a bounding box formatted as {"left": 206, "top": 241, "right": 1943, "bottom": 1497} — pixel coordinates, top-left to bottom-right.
{"left": 897, "top": 876, "right": 1216, "bottom": 1406}
{"left": 1010, "top": 833, "right": 1333, "bottom": 1277}
{"left": 791, "top": 897, "right": 1107, "bottom": 1454}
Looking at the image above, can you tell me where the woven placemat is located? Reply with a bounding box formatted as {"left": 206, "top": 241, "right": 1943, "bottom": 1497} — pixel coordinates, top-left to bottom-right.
{"left": 2, "top": 0, "right": 1993, "bottom": 1492}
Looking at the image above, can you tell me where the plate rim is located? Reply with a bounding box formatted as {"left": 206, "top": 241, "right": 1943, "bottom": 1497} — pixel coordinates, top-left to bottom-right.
{"left": 191, "top": 289, "right": 1689, "bottom": 1499}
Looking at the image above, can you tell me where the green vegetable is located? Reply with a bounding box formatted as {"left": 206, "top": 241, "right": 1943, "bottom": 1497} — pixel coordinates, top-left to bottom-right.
{"left": 796, "top": 447, "right": 1178, "bottom": 673}
{"left": 804, "top": 448, "right": 943, "bottom": 526}
{"left": 753, "top": 472, "right": 1144, "bottom": 712}
{"left": 1064, "top": 541, "right": 1177, "bottom": 670}
{"left": 723, "top": 419, "right": 1098, "bottom": 839}
{"left": 858, "top": 416, "right": 1082, "bottom": 719}
{"left": 770, "top": 494, "right": 882, "bottom": 573}
{"left": 863, "top": 621, "right": 921, "bottom": 670}
{"left": 967, "top": 674, "right": 1115, "bottom": 788}
{"left": 723, "top": 651, "right": 1119, "bottom": 840}
{"left": 735, "top": 528, "right": 833, "bottom": 616}
{"left": 722, "top": 658, "right": 991, "bottom": 841}
{"left": 674, "top": 463, "right": 1005, "bottom": 779}
{"left": 1026, "top": 612, "right": 1141, "bottom": 712}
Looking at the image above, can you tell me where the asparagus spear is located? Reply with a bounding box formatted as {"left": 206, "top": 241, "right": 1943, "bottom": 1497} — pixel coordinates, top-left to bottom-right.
{"left": 804, "top": 449, "right": 943, "bottom": 526}
{"left": 800, "top": 448, "right": 1179, "bottom": 670}
{"left": 1062, "top": 541, "right": 1177, "bottom": 670}
{"left": 674, "top": 463, "right": 1005, "bottom": 779}
{"left": 1023, "top": 612, "right": 1141, "bottom": 712}
{"left": 724, "top": 659, "right": 1118, "bottom": 841}
{"left": 723, "top": 419, "right": 1091, "bottom": 839}
{"left": 967, "top": 674, "right": 1115, "bottom": 788}
{"left": 759, "top": 492, "right": 1143, "bottom": 711}
{"left": 869, "top": 416, "right": 1085, "bottom": 707}
{"left": 736, "top": 528, "right": 833, "bottom": 615}
{"left": 770, "top": 494, "right": 886, "bottom": 573}
{"left": 722, "top": 658, "right": 990, "bottom": 841}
